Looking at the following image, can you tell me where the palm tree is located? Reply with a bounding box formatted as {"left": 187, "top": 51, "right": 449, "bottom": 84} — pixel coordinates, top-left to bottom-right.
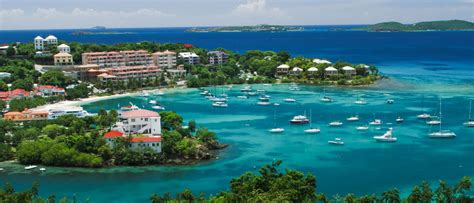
{"left": 407, "top": 185, "right": 422, "bottom": 203}
{"left": 382, "top": 188, "right": 400, "bottom": 203}
{"left": 421, "top": 181, "right": 433, "bottom": 202}
{"left": 344, "top": 193, "right": 356, "bottom": 203}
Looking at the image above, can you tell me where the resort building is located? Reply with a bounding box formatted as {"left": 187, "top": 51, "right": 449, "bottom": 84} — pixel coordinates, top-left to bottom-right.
{"left": 103, "top": 130, "right": 162, "bottom": 153}
{"left": 54, "top": 52, "right": 74, "bottom": 66}
{"left": 178, "top": 52, "right": 200, "bottom": 65}
{"left": 47, "top": 107, "right": 90, "bottom": 120}
{"left": 57, "top": 44, "right": 70, "bottom": 53}
{"left": 81, "top": 50, "right": 153, "bottom": 68}
{"left": 152, "top": 50, "right": 177, "bottom": 68}
{"left": 307, "top": 67, "right": 318, "bottom": 75}
{"left": 166, "top": 64, "right": 187, "bottom": 78}
{"left": 3, "top": 109, "right": 48, "bottom": 121}
{"left": 207, "top": 51, "right": 229, "bottom": 65}
{"left": 289, "top": 67, "right": 303, "bottom": 76}
{"left": 35, "top": 85, "right": 66, "bottom": 97}
{"left": 0, "top": 89, "right": 30, "bottom": 101}
{"left": 34, "top": 35, "right": 58, "bottom": 50}
{"left": 112, "top": 109, "right": 162, "bottom": 136}
{"left": 276, "top": 64, "right": 290, "bottom": 75}
{"left": 0, "top": 72, "right": 11, "bottom": 79}
{"left": 95, "top": 65, "right": 162, "bottom": 83}
{"left": 342, "top": 66, "right": 356, "bottom": 76}
{"left": 324, "top": 67, "right": 338, "bottom": 76}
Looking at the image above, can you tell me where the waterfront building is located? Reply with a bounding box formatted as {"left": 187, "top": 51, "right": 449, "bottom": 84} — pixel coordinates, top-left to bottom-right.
{"left": 3, "top": 109, "right": 48, "bottom": 121}
{"left": 207, "top": 51, "right": 229, "bottom": 65}
{"left": 47, "top": 107, "right": 90, "bottom": 120}
{"left": 166, "top": 64, "right": 187, "bottom": 78}
{"left": 34, "top": 35, "right": 58, "bottom": 50}
{"left": 112, "top": 109, "right": 162, "bottom": 136}
{"left": 342, "top": 66, "right": 356, "bottom": 76}
{"left": 95, "top": 65, "right": 162, "bottom": 83}
{"left": 103, "top": 130, "right": 162, "bottom": 153}
{"left": 324, "top": 66, "right": 339, "bottom": 76}
{"left": 307, "top": 67, "right": 318, "bottom": 75}
{"left": 54, "top": 52, "right": 74, "bottom": 66}
{"left": 35, "top": 85, "right": 66, "bottom": 97}
{"left": 178, "top": 52, "right": 200, "bottom": 65}
{"left": 276, "top": 64, "right": 290, "bottom": 75}
{"left": 0, "top": 89, "right": 30, "bottom": 101}
{"left": 152, "top": 50, "right": 177, "bottom": 68}
{"left": 82, "top": 50, "right": 153, "bottom": 68}
{"left": 289, "top": 67, "right": 303, "bottom": 76}
{"left": 57, "top": 44, "right": 70, "bottom": 53}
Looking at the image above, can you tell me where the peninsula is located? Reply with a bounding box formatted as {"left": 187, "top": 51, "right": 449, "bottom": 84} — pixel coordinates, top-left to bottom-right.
{"left": 186, "top": 24, "right": 304, "bottom": 32}
{"left": 358, "top": 20, "right": 474, "bottom": 32}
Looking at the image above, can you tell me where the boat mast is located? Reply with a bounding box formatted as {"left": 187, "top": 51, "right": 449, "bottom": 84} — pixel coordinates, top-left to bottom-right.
{"left": 421, "top": 95, "right": 424, "bottom": 114}
{"left": 469, "top": 100, "right": 472, "bottom": 121}
{"left": 438, "top": 98, "right": 442, "bottom": 132}
{"left": 309, "top": 109, "right": 312, "bottom": 128}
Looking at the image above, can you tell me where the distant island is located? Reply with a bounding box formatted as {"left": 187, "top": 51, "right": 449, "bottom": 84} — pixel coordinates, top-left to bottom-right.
{"left": 186, "top": 24, "right": 304, "bottom": 32}
{"left": 358, "top": 20, "right": 474, "bottom": 32}
{"left": 92, "top": 26, "right": 107, "bottom": 30}
{"left": 72, "top": 31, "right": 135, "bottom": 35}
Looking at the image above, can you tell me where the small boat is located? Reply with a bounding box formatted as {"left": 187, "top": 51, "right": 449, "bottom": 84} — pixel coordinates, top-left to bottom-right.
{"left": 320, "top": 96, "right": 333, "bottom": 102}
{"left": 356, "top": 126, "right": 369, "bottom": 131}
{"left": 248, "top": 92, "right": 258, "bottom": 96}
{"left": 369, "top": 119, "right": 382, "bottom": 125}
{"left": 428, "top": 98, "right": 456, "bottom": 138}
{"left": 417, "top": 95, "right": 431, "bottom": 119}
{"left": 257, "top": 101, "right": 271, "bottom": 106}
{"left": 259, "top": 97, "right": 270, "bottom": 101}
{"left": 329, "top": 121, "right": 343, "bottom": 126}
{"left": 39, "top": 168, "right": 46, "bottom": 171}
{"left": 240, "top": 86, "right": 252, "bottom": 92}
{"left": 209, "top": 97, "right": 227, "bottom": 102}
{"left": 373, "top": 128, "right": 397, "bottom": 142}
{"left": 263, "top": 84, "right": 272, "bottom": 87}
{"left": 290, "top": 115, "right": 310, "bottom": 124}
{"left": 328, "top": 138, "right": 344, "bottom": 145}
{"left": 273, "top": 103, "right": 280, "bottom": 106}
{"left": 237, "top": 95, "right": 248, "bottom": 99}
{"left": 257, "top": 89, "right": 266, "bottom": 93}
{"left": 386, "top": 99, "right": 395, "bottom": 104}
{"left": 305, "top": 109, "right": 320, "bottom": 134}
{"left": 289, "top": 86, "right": 300, "bottom": 91}
{"left": 200, "top": 90, "right": 209, "bottom": 95}
{"left": 212, "top": 102, "right": 228, "bottom": 108}
{"left": 463, "top": 100, "right": 474, "bottom": 127}
{"left": 283, "top": 98, "right": 296, "bottom": 103}
{"left": 346, "top": 115, "right": 359, "bottom": 121}
{"left": 354, "top": 100, "right": 367, "bottom": 105}
{"left": 426, "top": 119, "right": 441, "bottom": 125}
{"left": 396, "top": 117, "right": 404, "bottom": 123}
{"left": 149, "top": 100, "right": 157, "bottom": 104}
{"left": 152, "top": 105, "right": 165, "bottom": 110}
{"left": 25, "top": 165, "right": 37, "bottom": 170}
{"left": 219, "top": 94, "right": 228, "bottom": 97}
{"left": 269, "top": 128, "right": 285, "bottom": 133}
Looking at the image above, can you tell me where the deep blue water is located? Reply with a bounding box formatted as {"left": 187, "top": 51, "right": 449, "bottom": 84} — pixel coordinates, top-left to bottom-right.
{"left": 0, "top": 27, "right": 473, "bottom": 202}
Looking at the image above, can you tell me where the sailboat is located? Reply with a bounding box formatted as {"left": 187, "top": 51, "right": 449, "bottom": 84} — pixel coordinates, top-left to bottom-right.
{"left": 354, "top": 95, "right": 367, "bottom": 105}
{"left": 428, "top": 98, "right": 456, "bottom": 138}
{"left": 347, "top": 114, "right": 359, "bottom": 121}
{"left": 320, "top": 88, "right": 333, "bottom": 102}
{"left": 417, "top": 95, "right": 431, "bottom": 119}
{"left": 373, "top": 128, "right": 397, "bottom": 142}
{"left": 464, "top": 100, "right": 474, "bottom": 127}
{"left": 269, "top": 106, "right": 285, "bottom": 133}
{"left": 305, "top": 109, "right": 320, "bottom": 133}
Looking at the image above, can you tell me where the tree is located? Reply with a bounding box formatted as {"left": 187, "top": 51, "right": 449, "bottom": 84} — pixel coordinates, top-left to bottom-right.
{"left": 420, "top": 181, "right": 433, "bottom": 202}
{"left": 39, "top": 70, "right": 71, "bottom": 87}
{"left": 455, "top": 176, "right": 472, "bottom": 202}
{"left": 0, "top": 80, "right": 8, "bottom": 91}
{"left": 188, "top": 120, "right": 196, "bottom": 132}
{"left": 6, "top": 46, "right": 16, "bottom": 57}
{"left": 41, "top": 124, "right": 64, "bottom": 139}
{"left": 160, "top": 111, "right": 183, "bottom": 130}
{"left": 0, "top": 143, "right": 14, "bottom": 161}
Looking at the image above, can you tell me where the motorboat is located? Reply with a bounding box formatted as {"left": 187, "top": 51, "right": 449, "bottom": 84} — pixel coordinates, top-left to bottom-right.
{"left": 257, "top": 102, "right": 271, "bottom": 106}
{"left": 373, "top": 128, "right": 397, "bottom": 142}
{"left": 428, "top": 98, "right": 456, "bottom": 138}
{"left": 149, "top": 100, "right": 157, "bottom": 104}
{"left": 212, "top": 102, "right": 228, "bottom": 108}
{"left": 25, "top": 165, "right": 37, "bottom": 170}
{"left": 39, "top": 168, "right": 46, "bottom": 172}
{"left": 396, "top": 117, "right": 404, "bottom": 123}
{"left": 320, "top": 96, "right": 333, "bottom": 103}
{"left": 356, "top": 126, "right": 369, "bottom": 131}
{"left": 273, "top": 103, "right": 280, "bottom": 106}
{"left": 386, "top": 99, "right": 395, "bottom": 104}
{"left": 152, "top": 105, "right": 165, "bottom": 110}
{"left": 354, "top": 100, "right": 367, "bottom": 105}
{"left": 329, "top": 121, "right": 343, "bottom": 126}
{"left": 237, "top": 95, "right": 248, "bottom": 99}
{"left": 346, "top": 115, "right": 359, "bottom": 121}
{"left": 328, "top": 138, "right": 344, "bottom": 145}
{"left": 290, "top": 115, "right": 310, "bottom": 124}
{"left": 369, "top": 119, "right": 382, "bottom": 125}
{"left": 305, "top": 109, "right": 320, "bottom": 133}
{"left": 259, "top": 97, "right": 270, "bottom": 101}
{"left": 269, "top": 128, "right": 285, "bottom": 133}
{"left": 426, "top": 119, "right": 441, "bottom": 125}
{"left": 283, "top": 98, "right": 296, "bottom": 103}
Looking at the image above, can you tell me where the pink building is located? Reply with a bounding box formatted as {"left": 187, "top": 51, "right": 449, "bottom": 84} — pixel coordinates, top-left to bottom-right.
{"left": 82, "top": 50, "right": 153, "bottom": 68}
{"left": 96, "top": 65, "right": 162, "bottom": 82}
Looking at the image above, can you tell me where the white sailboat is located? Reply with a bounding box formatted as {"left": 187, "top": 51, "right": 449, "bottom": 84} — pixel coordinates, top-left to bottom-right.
{"left": 347, "top": 114, "right": 359, "bottom": 121}
{"left": 305, "top": 109, "right": 320, "bottom": 134}
{"left": 354, "top": 95, "right": 367, "bottom": 105}
{"left": 373, "top": 128, "right": 397, "bottom": 142}
{"left": 417, "top": 95, "right": 431, "bottom": 119}
{"left": 320, "top": 88, "right": 333, "bottom": 102}
{"left": 212, "top": 102, "right": 228, "bottom": 108}
{"left": 356, "top": 126, "right": 369, "bottom": 131}
{"left": 429, "top": 98, "right": 456, "bottom": 138}
{"left": 396, "top": 116, "right": 404, "bottom": 123}
{"left": 328, "top": 138, "right": 344, "bottom": 145}
{"left": 269, "top": 107, "right": 285, "bottom": 133}
{"left": 464, "top": 100, "right": 474, "bottom": 127}
{"left": 284, "top": 98, "right": 296, "bottom": 103}
{"left": 329, "top": 121, "right": 343, "bottom": 126}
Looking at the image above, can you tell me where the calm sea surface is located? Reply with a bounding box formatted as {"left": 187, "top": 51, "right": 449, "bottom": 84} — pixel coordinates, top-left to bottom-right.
{"left": 0, "top": 27, "right": 473, "bottom": 202}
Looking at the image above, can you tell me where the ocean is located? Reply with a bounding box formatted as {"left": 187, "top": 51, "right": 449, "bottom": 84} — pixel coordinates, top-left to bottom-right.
{"left": 0, "top": 26, "right": 473, "bottom": 202}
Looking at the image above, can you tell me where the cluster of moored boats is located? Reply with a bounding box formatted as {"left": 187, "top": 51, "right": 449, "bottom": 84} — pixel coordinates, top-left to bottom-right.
{"left": 0, "top": 165, "right": 47, "bottom": 172}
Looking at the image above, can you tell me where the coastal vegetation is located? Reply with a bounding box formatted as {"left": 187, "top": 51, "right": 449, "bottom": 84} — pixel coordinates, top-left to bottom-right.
{"left": 0, "top": 110, "right": 225, "bottom": 167}
{"left": 1, "top": 162, "right": 471, "bottom": 202}
{"left": 186, "top": 24, "right": 304, "bottom": 32}
{"left": 359, "top": 20, "right": 474, "bottom": 32}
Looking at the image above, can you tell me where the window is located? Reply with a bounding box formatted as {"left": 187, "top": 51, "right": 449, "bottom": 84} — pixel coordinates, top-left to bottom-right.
{"left": 131, "top": 119, "right": 135, "bottom": 122}
{"left": 145, "top": 118, "right": 148, "bottom": 122}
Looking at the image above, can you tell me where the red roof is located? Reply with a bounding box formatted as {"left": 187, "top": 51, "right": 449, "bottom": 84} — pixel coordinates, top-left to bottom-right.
{"left": 37, "top": 85, "right": 65, "bottom": 91}
{"left": 130, "top": 137, "right": 162, "bottom": 143}
{"left": 184, "top": 44, "right": 193, "bottom": 48}
{"left": 10, "top": 89, "right": 29, "bottom": 97}
{"left": 122, "top": 109, "right": 159, "bottom": 118}
{"left": 104, "top": 130, "right": 124, "bottom": 139}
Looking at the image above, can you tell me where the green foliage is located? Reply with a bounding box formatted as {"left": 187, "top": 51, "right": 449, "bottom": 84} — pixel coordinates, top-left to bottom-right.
{"left": 65, "top": 84, "right": 91, "bottom": 100}
{"left": 160, "top": 111, "right": 183, "bottom": 130}
{"left": 8, "top": 97, "right": 47, "bottom": 112}
{"left": 365, "top": 20, "right": 474, "bottom": 32}
{"left": 39, "top": 70, "right": 73, "bottom": 87}
{"left": 0, "top": 143, "right": 14, "bottom": 161}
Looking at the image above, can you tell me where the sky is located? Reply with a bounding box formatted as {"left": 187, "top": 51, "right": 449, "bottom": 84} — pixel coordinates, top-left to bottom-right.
{"left": 0, "top": 0, "right": 473, "bottom": 30}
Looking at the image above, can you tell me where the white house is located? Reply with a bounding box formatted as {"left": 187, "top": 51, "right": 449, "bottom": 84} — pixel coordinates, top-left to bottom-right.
{"left": 103, "top": 130, "right": 162, "bottom": 153}
{"left": 34, "top": 35, "right": 58, "bottom": 50}
{"left": 289, "top": 67, "right": 303, "bottom": 75}
{"left": 113, "top": 109, "right": 162, "bottom": 136}
{"left": 307, "top": 67, "right": 318, "bottom": 75}
{"left": 179, "top": 52, "right": 200, "bottom": 65}
{"left": 276, "top": 64, "right": 290, "bottom": 75}
{"left": 342, "top": 66, "right": 356, "bottom": 76}
{"left": 325, "top": 66, "right": 338, "bottom": 76}
{"left": 57, "top": 44, "right": 70, "bottom": 53}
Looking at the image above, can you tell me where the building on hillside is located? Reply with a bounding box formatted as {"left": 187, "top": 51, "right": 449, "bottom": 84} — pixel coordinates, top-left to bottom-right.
{"left": 54, "top": 52, "right": 74, "bottom": 66}
{"left": 34, "top": 35, "right": 58, "bottom": 50}
{"left": 166, "top": 64, "right": 187, "bottom": 78}
{"left": 0, "top": 89, "right": 30, "bottom": 101}
{"left": 112, "top": 109, "right": 162, "bottom": 136}
{"left": 96, "top": 65, "right": 162, "bottom": 83}
{"left": 35, "top": 85, "right": 65, "bottom": 96}
{"left": 81, "top": 50, "right": 153, "bottom": 68}
{"left": 0, "top": 72, "right": 11, "bottom": 79}
{"left": 103, "top": 130, "right": 162, "bottom": 153}
{"left": 3, "top": 109, "right": 48, "bottom": 121}
{"left": 324, "top": 66, "right": 338, "bottom": 76}
{"left": 342, "top": 66, "right": 356, "bottom": 76}
{"left": 57, "top": 44, "right": 70, "bottom": 53}
{"left": 47, "top": 106, "right": 90, "bottom": 120}
{"left": 276, "top": 64, "right": 290, "bottom": 75}
{"left": 152, "top": 50, "right": 177, "bottom": 68}
{"left": 289, "top": 67, "right": 303, "bottom": 76}
{"left": 207, "top": 51, "right": 229, "bottom": 65}
{"left": 307, "top": 67, "right": 318, "bottom": 75}
{"left": 178, "top": 52, "right": 200, "bottom": 65}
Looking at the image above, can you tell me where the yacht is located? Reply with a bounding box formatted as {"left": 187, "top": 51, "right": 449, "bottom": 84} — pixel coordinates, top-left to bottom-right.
{"left": 346, "top": 115, "right": 359, "bottom": 121}
{"left": 320, "top": 96, "right": 333, "bottom": 103}
{"left": 290, "top": 115, "right": 310, "bottom": 124}
{"left": 356, "top": 126, "right": 369, "bottom": 131}
{"left": 48, "top": 107, "right": 91, "bottom": 120}
{"left": 373, "top": 128, "right": 397, "bottom": 142}
{"left": 25, "top": 165, "right": 37, "bottom": 170}
{"left": 386, "top": 99, "right": 395, "bottom": 104}
{"left": 152, "top": 105, "right": 165, "bottom": 110}
{"left": 463, "top": 100, "right": 474, "bottom": 127}
{"left": 305, "top": 109, "right": 320, "bottom": 134}
{"left": 426, "top": 118, "right": 441, "bottom": 125}
{"left": 259, "top": 96, "right": 270, "bottom": 101}
{"left": 396, "top": 116, "right": 404, "bottom": 123}
{"left": 149, "top": 100, "right": 157, "bottom": 104}
{"left": 429, "top": 98, "right": 456, "bottom": 138}
{"left": 417, "top": 95, "right": 431, "bottom": 119}
{"left": 284, "top": 98, "right": 296, "bottom": 103}
{"left": 329, "top": 121, "right": 343, "bottom": 126}
{"left": 257, "top": 101, "right": 271, "bottom": 106}
{"left": 369, "top": 119, "right": 382, "bottom": 125}
{"left": 212, "top": 102, "right": 228, "bottom": 108}
{"left": 328, "top": 138, "right": 344, "bottom": 145}
{"left": 237, "top": 95, "right": 248, "bottom": 99}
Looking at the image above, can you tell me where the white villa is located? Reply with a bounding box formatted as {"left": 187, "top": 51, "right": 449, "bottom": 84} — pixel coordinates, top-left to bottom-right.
{"left": 276, "top": 64, "right": 290, "bottom": 75}
{"left": 179, "top": 52, "right": 200, "bottom": 65}
{"left": 307, "top": 67, "right": 318, "bottom": 75}
{"left": 342, "top": 66, "right": 356, "bottom": 76}
{"left": 57, "top": 44, "right": 70, "bottom": 53}
{"left": 54, "top": 52, "right": 74, "bottom": 66}
{"left": 325, "top": 66, "right": 338, "bottom": 76}
{"left": 34, "top": 35, "right": 58, "bottom": 50}
{"left": 289, "top": 67, "right": 303, "bottom": 75}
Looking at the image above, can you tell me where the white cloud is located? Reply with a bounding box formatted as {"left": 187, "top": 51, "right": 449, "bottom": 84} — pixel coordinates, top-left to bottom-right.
{"left": 0, "top": 8, "right": 25, "bottom": 16}
{"left": 231, "top": 0, "right": 289, "bottom": 24}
